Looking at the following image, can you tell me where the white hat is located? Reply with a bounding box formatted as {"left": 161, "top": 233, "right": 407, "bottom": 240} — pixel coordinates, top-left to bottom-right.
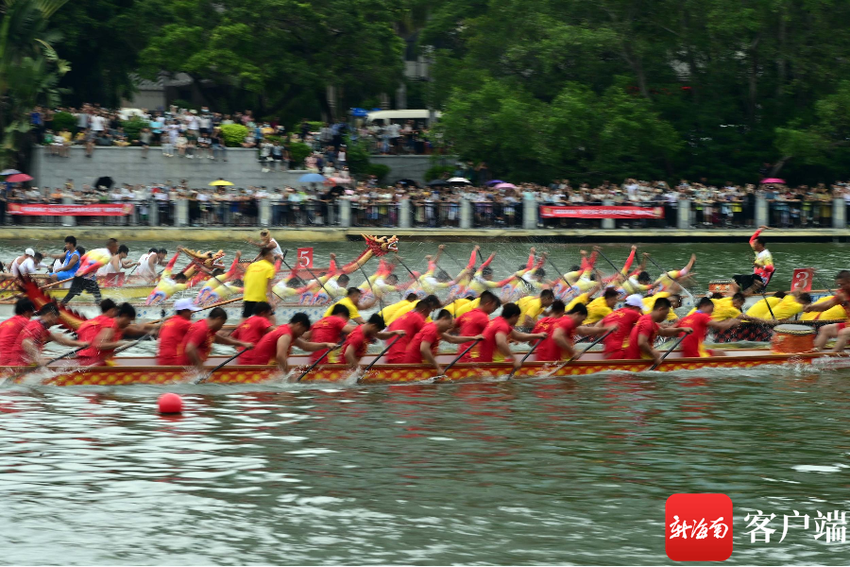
{"left": 625, "top": 294, "right": 645, "bottom": 308}
{"left": 24, "top": 248, "right": 35, "bottom": 256}
{"left": 173, "top": 298, "right": 201, "bottom": 312}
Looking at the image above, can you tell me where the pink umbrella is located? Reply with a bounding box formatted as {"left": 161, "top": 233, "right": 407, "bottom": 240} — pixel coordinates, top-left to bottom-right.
{"left": 494, "top": 182, "right": 517, "bottom": 189}
{"left": 5, "top": 173, "right": 32, "bottom": 183}
{"left": 760, "top": 178, "right": 785, "bottom": 184}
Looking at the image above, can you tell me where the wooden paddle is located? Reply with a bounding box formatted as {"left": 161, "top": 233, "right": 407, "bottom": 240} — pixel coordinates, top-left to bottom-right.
{"left": 40, "top": 276, "right": 75, "bottom": 290}
{"left": 357, "top": 334, "right": 402, "bottom": 382}
{"left": 507, "top": 338, "right": 543, "bottom": 379}
{"left": 433, "top": 338, "right": 480, "bottom": 381}
{"left": 541, "top": 329, "right": 615, "bottom": 378}
{"left": 294, "top": 341, "right": 343, "bottom": 382}
{"left": 648, "top": 333, "right": 689, "bottom": 371}
{"left": 195, "top": 347, "right": 249, "bottom": 384}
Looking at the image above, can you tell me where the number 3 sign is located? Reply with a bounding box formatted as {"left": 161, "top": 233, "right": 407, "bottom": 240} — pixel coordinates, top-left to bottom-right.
{"left": 297, "top": 247, "right": 313, "bottom": 268}
{"left": 792, "top": 268, "right": 813, "bottom": 291}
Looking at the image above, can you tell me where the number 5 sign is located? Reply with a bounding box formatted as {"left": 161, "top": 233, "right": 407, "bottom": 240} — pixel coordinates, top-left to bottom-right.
{"left": 792, "top": 268, "right": 813, "bottom": 291}
{"left": 297, "top": 247, "right": 313, "bottom": 268}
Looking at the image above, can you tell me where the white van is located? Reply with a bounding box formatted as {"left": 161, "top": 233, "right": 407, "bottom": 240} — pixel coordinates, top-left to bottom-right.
{"left": 365, "top": 109, "right": 441, "bottom": 127}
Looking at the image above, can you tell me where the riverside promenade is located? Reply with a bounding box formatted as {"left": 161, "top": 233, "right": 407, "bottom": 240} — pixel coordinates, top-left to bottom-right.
{"left": 1, "top": 226, "right": 849, "bottom": 243}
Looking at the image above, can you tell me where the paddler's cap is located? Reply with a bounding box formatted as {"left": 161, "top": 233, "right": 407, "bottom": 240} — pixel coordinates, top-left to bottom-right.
{"left": 625, "top": 294, "right": 644, "bottom": 308}
{"left": 173, "top": 298, "right": 201, "bottom": 312}
{"left": 25, "top": 248, "right": 34, "bottom": 256}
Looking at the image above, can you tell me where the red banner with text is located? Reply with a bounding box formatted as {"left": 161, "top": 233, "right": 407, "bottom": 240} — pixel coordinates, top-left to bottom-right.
{"left": 8, "top": 203, "right": 135, "bottom": 216}
{"left": 540, "top": 206, "right": 664, "bottom": 219}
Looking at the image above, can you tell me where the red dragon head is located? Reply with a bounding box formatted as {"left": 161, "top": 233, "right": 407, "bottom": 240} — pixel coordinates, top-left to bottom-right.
{"left": 362, "top": 234, "right": 399, "bottom": 257}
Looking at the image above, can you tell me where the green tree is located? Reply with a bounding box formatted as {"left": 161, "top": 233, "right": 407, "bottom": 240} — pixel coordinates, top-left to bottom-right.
{"left": 0, "top": 0, "right": 70, "bottom": 168}
{"left": 138, "top": 0, "right": 404, "bottom": 122}
{"left": 49, "top": 0, "right": 157, "bottom": 107}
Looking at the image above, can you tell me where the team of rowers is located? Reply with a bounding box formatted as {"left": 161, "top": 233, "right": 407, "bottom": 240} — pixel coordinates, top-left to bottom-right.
{"left": 4, "top": 224, "right": 850, "bottom": 376}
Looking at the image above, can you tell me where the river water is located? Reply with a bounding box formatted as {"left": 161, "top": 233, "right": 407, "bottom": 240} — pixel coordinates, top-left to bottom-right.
{"left": 1, "top": 238, "right": 849, "bottom": 565}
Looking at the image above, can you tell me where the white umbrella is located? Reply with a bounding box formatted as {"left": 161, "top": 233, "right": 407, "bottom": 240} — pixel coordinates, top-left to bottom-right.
{"left": 448, "top": 177, "right": 471, "bottom": 184}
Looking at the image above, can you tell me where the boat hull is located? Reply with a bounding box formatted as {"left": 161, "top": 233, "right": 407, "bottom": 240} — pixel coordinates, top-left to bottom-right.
{"left": 1, "top": 350, "right": 834, "bottom": 386}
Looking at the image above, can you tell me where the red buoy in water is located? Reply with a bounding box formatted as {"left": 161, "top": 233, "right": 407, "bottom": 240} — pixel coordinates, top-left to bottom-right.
{"left": 158, "top": 393, "right": 183, "bottom": 414}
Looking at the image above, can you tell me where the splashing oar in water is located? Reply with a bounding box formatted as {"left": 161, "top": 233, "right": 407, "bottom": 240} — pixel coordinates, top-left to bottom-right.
{"left": 294, "top": 341, "right": 343, "bottom": 383}
{"left": 432, "top": 339, "right": 481, "bottom": 382}
{"left": 541, "top": 329, "right": 616, "bottom": 378}
{"left": 648, "top": 333, "right": 690, "bottom": 371}
{"left": 356, "top": 335, "right": 402, "bottom": 383}
{"left": 195, "top": 347, "right": 251, "bottom": 384}
{"left": 506, "top": 338, "right": 543, "bottom": 380}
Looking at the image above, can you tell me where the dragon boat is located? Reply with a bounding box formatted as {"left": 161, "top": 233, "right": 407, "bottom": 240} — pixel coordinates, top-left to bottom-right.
{"left": 1, "top": 346, "right": 843, "bottom": 387}
{"left": 6, "top": 235, "right": 398, "bottom": 327}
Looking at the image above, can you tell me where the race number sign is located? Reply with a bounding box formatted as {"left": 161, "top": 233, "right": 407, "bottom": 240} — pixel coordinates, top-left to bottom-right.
{"left": 297, "top": 247, "right": 314, "bottom": 268}
{"left": 791, "top": 268, "right": 813, "bottom": 291}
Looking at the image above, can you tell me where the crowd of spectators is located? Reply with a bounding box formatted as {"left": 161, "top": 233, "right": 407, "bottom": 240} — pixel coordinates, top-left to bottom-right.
{"left": 4, "top": 173, "right": 850, "bottom": 231}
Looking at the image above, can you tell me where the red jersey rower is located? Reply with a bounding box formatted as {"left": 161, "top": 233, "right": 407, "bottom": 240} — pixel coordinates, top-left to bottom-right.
{"left": 157, "top": 298, "right": 201, "bottom": 365}
{"left": 0, "top": 298, "right": 35, "bottom": 365}
{"left": 384, "top": 295, "right": 442, "bottom": 363}
{"left": 454, "top": 290, "right": 501, "bottom": 362}
{"left": 600, "top": 294, "right": 645, "bottom": 359}
{"left": 622, "top": 297, "right": 691, "bottom": 365}
{"left": 306, "top": 304, "right": 355, "bottom": 363}
{"left": 8, "top": 304, "right": 88, "bottom": 367}
{"left": 176, "top": 307, "right": 254, "bottom": 369}
{"left": 76, "top": 303, "right": 152, "bottom": 366}
{"left": 231, "top": 302, "right": 276, "bottom": 363}
{"left": 240, "top": 313, "right": 336, "bottom": 373}
{"left": 342, "top": 314, "right": 405, "bottom": 370}
{"left": 533, "top": 302, "right": 616, "bottom": 362}
{"left": 477, "top": 302, "right": 547, "bottom": 371}
{"left": 402, "top": 309, "right": 483, "bottom": 374}
{"left": 675, "top": 297, "right": 742, "bottom": 357}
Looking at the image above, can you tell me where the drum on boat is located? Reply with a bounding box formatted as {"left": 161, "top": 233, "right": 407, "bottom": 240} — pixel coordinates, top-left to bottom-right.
{"left": 708, "top": 279, "right": 734, "bottom": 296}
{"left": 771, "top": 324, "right": 815, "bottom": 353}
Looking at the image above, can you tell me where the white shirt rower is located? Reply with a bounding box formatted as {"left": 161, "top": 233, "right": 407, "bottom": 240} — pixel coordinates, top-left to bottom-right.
{"left": 11, "top": 248, "right": 47, "bottom": 277}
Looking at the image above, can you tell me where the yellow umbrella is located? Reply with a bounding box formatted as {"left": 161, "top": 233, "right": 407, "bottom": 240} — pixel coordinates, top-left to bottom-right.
{"left": 209, "top": 180, "right": 234, "bottom": 186}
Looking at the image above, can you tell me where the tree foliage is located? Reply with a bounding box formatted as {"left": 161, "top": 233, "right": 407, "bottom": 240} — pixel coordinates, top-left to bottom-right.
{"left": 425, "top": 0, "right": 850, "bottom": 184}
{"left": 137, "top": 0, "right": 404, "bottom": 121}
{"left": 0, "top": 0, "right": 70, "bottom": 168}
